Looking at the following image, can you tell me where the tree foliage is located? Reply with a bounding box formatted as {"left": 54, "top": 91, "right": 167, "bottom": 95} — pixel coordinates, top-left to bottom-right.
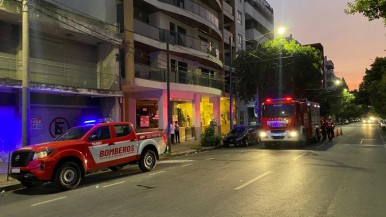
{"left": 345, "top": 0, "right": 386, "bottom": 25}
{"left": 357, "top": 57, "right": 386, "bottom": 118}
{"left": 233, "top": 37, "right": 323, "bottom": 103}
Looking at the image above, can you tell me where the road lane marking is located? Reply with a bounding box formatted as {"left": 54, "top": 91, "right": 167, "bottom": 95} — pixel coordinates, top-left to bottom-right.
{"left": 360, "top": 139, "right": 363, "bottom": 144}
{"left": 159, "top": 160, "right": 194, "bottom": 164}
{"left": 181, "top": 163, "right": 194, "bottom": 167}
{"left": 235, "top": 171, "right": 272, "bottom": 190}
{"left": 103, "top": 181, "right": 126, "bottom": 188}
{"left": 31, "top": 196, "right": 66, "bottom": 207}
{"left": 149, "top": 171, "right": 165, "bottom": 176}
{"left": 207, "top": 158, "right": 215, "bottom": 160}
{"left": 224, "top": 154, "right": 231, "bottom": 156}
{"left": 292, "top": 152, "right": 307, "bottom": 160}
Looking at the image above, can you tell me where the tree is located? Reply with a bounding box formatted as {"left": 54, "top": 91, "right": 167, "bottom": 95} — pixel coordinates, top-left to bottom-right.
{"left": 233, "top": 37, "right": 322, "bottom": 103}
{"left": 357, "top": 57, "right": 386, "bottom": 118}
{"left": 345, "top": 0, "right": 386, "bottom": 25}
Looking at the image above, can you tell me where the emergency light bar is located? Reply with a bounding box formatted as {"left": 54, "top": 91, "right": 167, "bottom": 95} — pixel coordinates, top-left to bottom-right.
{"left": 264, "top": 97, "right": 293, "bottom": 103}
{"left": 83, "top": 118, "right": 112, "bottom": 125}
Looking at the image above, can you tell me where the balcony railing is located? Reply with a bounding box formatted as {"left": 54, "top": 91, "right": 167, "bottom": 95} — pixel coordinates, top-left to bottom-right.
{"left": 135, "top": 63, "right": 223, "bottom": 90}
{"left": 134, "top": 19, "right": 219, "bottom": 58}
{"left": 158, "top": 0, "right": 219, "bottom": 28}
{"left": 0, "top": 55, "right": 120, "bottom": 91}
{"left": 223, "top": 1, "right": 233, "bottom": 18}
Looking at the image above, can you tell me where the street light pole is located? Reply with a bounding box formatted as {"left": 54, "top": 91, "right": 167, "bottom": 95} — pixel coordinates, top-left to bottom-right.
{"left": 22, "top": 0, "right": 30, "bottom": 147}
{"left": 166, "top": 34, "right": 172, "bottom": 154}
{"left": 229, "top": 36, "right": 233, "bottom": 131}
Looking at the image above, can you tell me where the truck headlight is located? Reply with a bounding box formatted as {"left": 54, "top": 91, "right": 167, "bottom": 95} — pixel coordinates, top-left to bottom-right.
{"left": 289, "top": 131, "right": 298, "bottom": 138}
{"left": 260, "top": 132, "right": 267, "bottom": 138}
{"left": 33, "top": 149, "right": 53, "bottom": 160}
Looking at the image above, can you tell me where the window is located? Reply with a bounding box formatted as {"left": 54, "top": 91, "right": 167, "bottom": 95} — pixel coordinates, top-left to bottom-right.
{"left": 238, "top": 34, "right": 243, "bottom": 48}
{"left": 88, "top": 126, "right": 111, "bottom": 141}
{"left": 237, "top": 10, "right": 242, "bottom": 24}
{"left": 114, "top": 125, "right": 131, "bottom": 137}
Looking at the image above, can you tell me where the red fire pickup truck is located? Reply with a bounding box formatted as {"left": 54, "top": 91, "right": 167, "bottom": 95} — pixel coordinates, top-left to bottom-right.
{"left": 10, "top": 120, "right": 167, "bottom": 190}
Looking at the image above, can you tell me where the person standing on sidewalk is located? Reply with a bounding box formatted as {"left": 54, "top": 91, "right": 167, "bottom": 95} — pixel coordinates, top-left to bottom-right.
{"left": 174, "top": 121, "right": 180, "bottom": 143}
{"left": 170, "top": 122, "right": 175, "bottom": 144}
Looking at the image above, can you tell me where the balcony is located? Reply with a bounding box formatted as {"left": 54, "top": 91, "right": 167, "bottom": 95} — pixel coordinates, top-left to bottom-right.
{"left": 0, "top": 0, "right": 121, "bottom": 45}
{"left": 134, "top": 64, "right": 223, "bottom": 90}
{"left": 0, "top": 54, "right": 120, "bottom": 93}
{"left": 223, "top": 29, "right": 233, "bottom": 45}
{"left": 134, "top": 19, "right": 220, "bottom": 59}
{"left": 223, "top": 1, "right": 234, "bottom": 21}
{"left": 156, "top": 0, "right": 219, "bottom": 29}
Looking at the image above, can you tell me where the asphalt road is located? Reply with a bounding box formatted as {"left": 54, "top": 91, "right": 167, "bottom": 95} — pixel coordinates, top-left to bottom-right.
{"left": 1, "top": 122, "right": 386, "bottom": 217}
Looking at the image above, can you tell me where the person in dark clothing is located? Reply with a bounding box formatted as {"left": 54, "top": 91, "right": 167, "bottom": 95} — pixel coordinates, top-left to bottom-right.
{"left": 174, "top": 121, "right": 180, "bottom": 143}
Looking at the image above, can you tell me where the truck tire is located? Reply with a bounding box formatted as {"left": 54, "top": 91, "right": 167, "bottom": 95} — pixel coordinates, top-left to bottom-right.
{"left": 54, "top": 162, "right": 81, "bottom": 190}
{"left": 244, "top": 138, "right": 250, "bottom": 147}
{"left": 299, "top": 131, "right": 307, "bottom": 147}
{"left": 139, "top": 149, "right": 157, "bottom": 172}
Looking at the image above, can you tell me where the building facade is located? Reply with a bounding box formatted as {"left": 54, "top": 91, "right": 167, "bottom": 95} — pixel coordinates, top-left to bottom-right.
{"left": 229, "top": 0, "right": 274, "bottom": 127}
{"left": 0, "top": 0, "right": 122, "bottom": 152}
{"left": 0, "top": 0, "right": 279, "bottom": 152}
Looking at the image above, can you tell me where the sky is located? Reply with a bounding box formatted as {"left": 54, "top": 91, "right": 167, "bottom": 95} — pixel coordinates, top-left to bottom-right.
{"left": 267, "top": 0, "right": 386, "bottom": 90}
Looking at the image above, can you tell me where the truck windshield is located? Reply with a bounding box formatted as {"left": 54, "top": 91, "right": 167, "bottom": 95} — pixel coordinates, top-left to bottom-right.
{"left": 262, "top": 103, "right": 294, "bottom": 118}
{"left": 54, "top": 126, "right": 93, "bottom": 141}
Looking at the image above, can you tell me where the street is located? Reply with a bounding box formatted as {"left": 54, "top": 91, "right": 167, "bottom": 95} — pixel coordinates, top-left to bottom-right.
{"left": 1, "top": 122, "right": 386, "bottom": 217}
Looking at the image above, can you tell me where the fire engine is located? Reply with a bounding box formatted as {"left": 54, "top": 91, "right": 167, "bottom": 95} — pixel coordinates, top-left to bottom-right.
{"left": 259, "top": 97, "right": 321, "bottom": 148}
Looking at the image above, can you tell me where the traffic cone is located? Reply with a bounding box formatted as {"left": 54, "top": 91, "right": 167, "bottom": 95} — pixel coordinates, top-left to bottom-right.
{"left": 336, "top": 129, "right": 340, "bottom": 136}
{"left": 340, "top": 128, "right": 343, "bottom": 135}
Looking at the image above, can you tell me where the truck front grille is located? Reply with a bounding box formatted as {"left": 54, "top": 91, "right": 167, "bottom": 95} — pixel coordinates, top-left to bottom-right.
{"left": 11, "top": 151, "right": 34, "bottom": 167}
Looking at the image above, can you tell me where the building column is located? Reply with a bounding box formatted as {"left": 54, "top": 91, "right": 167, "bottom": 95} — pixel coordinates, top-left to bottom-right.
{"left": 127, "top": 96, "right": 136, "bottom": 126}
{"left": 192, "top": 94, "right": 201, "bottom": 140}
{"left": 158, "top": 90, "right": 168, "bottom": 131}
{"left": 210, "top": 96, "right": 221, "bottom": 135}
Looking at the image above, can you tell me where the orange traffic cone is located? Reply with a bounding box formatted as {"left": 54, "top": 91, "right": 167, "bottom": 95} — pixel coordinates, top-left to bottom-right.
{"left": 336, "top": 129, "right": 340, "bottom": 136}
{"left": 340, "top": 128, "right": 343, "bottom": 135}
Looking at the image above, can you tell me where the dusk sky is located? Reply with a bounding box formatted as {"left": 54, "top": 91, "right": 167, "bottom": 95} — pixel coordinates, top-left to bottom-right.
{"left": 267, "top": 0, "right": 386, "bottom": 90}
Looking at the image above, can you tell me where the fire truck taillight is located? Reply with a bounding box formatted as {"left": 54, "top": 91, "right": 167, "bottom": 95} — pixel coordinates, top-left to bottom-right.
{"left": 265, "top": 98, "right": 272, "bottom": 103}
{"left": 285, "top": 97, "right": 293, "bottom": 101}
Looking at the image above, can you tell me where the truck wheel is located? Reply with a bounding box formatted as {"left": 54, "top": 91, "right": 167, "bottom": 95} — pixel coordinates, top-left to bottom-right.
{"left": 139, "top": 150, "right": 157, "bottom": 172}
{"left": 54, "top": 162, "right": 81, "bottom": 190}
{"left": 244, "top": 138, "right": 250, "bottom": 147}
{"left": 299, "top": 131, "right": 307, "bottom": 147}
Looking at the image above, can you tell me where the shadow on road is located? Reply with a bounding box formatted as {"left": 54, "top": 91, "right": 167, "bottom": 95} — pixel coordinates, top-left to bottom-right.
{"left": 13, "top": 166, "right": 142, "bottom": 195}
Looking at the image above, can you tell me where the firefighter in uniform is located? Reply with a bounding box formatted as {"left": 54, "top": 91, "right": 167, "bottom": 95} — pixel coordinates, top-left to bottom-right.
{"left": 325, "top": 116, "right": 335, "bottom": 141}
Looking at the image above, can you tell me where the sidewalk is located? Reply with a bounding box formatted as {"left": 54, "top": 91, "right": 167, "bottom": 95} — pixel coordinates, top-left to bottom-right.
{"left": 0, "top": 139, "right": 219, "bottom": 192}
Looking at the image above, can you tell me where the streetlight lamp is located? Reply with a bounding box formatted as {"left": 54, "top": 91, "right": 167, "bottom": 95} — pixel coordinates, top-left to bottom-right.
{"left": 250, "top": 27, "right": 286, "bottom": 123}
{"left": 252, "top": 26, "right": 286, "bottom": 49}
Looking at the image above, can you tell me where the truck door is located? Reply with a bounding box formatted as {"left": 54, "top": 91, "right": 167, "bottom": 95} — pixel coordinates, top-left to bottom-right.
{"left": 86, "top": 125, "right": 116, "bottom": 169}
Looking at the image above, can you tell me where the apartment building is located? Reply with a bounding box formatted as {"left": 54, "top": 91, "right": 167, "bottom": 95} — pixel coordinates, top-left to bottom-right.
{"left": 0, "top": 0, "right": 122, "bottom": 151}
{"left": 227, "top": 0, "right": 274, "bottom": 127}
{"left": 119, "top": 0, "right": 232, "bottom": 139}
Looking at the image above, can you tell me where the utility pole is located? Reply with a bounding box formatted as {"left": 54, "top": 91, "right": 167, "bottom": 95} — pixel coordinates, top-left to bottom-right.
{"left": 22, "top": 0, "right": 30, "bottom": 147}
{"left": 229, "top": 36, "right": 233, "bottom": 131}
{"left": 166, "top": 33, "right": 172, "bottom": 154}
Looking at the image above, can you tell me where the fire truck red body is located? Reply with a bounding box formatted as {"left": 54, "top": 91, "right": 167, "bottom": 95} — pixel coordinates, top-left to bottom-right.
{"left": 259, "top": 97, "right": 321, "bottom": 147}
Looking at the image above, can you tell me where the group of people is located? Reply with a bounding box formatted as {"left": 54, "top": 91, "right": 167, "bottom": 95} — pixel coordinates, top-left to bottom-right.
{"left": 320, "top": 116, "right": 335, "bottom": 141}
{"left": 170, "top": 121, "right": 180, "bottom": 144}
